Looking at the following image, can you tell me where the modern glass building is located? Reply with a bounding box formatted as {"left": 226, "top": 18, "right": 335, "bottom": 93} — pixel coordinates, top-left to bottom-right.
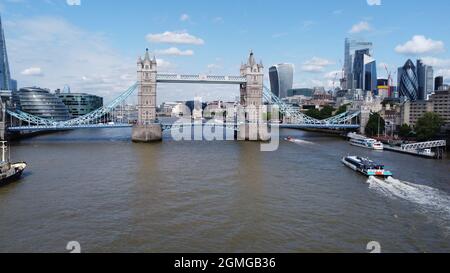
{"left": 344, "top": 38, "right": 373, "bottom": 90}
{"left": 0, "top": 15, "right": 11, "bottom": 90}
{"left": 435, "top": 76, "right": 444, "bottom": 91}
{"left": 13, "top": 87, "right": 72, "bottom": 121}
{"left": 269, "top": 64, "right": 294, "bottom": 99}
{"left": 287, "top": 88, "right": 314, "bottom": 97}
{"left": 57, "top": 93, "right": 103, "bottom": 117}
{"left": 397, "top": 60, "right": 419, "bottom": 101}
{"left": 352, "top": 49, "right": 377, "bottom": 93}
{"left": 416, "top": 59, "right": 434, "bottom": 100}
{"left": 10, "top": 79, "right": 17, "bottom": 92}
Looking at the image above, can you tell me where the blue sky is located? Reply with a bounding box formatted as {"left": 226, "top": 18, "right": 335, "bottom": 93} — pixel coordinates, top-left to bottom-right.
{"left": 1, "top": 0, "right": 450, "bottom": 103}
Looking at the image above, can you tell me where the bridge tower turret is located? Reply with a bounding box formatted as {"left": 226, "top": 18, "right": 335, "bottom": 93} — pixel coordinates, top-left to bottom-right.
{"left": 132, "top": 49, "right": 162, "bottom": 142}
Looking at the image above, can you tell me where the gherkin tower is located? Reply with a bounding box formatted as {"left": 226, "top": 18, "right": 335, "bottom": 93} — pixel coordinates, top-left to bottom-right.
{"left": 0, "top": 14, "right": 11, "bottom": 90}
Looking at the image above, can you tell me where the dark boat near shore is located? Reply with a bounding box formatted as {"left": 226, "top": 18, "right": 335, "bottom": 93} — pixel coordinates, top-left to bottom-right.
{"left": 0, "top": 141, "right": 27, "bottom": 186}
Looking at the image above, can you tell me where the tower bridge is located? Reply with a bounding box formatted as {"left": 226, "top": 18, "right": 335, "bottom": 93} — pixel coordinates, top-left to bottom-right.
{"left": 4, "top": 49, "right": 361, "bottom": 140}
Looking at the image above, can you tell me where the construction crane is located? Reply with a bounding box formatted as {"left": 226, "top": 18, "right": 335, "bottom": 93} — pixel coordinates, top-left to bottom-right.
{"left": 332, "top": 71, "right": 339, "bottom": 90}
{"left": 384, "top": 65, "right": 393, "bottom": 97}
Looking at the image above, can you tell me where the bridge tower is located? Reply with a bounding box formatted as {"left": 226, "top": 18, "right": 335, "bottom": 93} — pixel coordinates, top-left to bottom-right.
{"left": 240, "top": 51, "right": 264, "bottom": 109}
{"left": 237, "top": 51, "right": 269, "bottom": 141}
{"left": 132, "top": 49, "right": 162, "bottom": 142}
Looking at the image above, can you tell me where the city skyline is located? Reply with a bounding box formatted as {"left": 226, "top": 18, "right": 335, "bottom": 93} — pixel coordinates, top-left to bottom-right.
{"left": 1, "top": 0, "right": 450, "bottom": 103}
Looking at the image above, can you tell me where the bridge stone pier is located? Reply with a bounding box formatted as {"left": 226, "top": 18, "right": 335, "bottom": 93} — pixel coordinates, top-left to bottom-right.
{"left": 132, "top": 49, "right": 162, "bottom": 142}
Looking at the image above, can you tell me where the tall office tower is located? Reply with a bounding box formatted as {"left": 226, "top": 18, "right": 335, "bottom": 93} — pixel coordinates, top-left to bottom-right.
{"left": 269, "top": 63, "right": 294, "bottom": 99}
{"left": 352, "top": 49, "right": 377, "bottom": 92}
{"left": 10, "top": 79, "right": 17, "bottom": 91}
{"left": 0, "top": 14, "right": 11, "bottom": 90}
{"left": 344, "top": 38, "right": 373, "bottom": 90}
{"left": 397, "top": 59, "right": 419, "bottom": 101}
{"left": 417, "top": 59, "right": 434, "bottom": 100}
{"left": 435, "top": 76, "right": 444, "bottom": 91}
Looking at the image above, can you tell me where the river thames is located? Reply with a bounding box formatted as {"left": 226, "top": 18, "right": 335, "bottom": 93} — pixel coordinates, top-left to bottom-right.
{"left": 0, "top": 128, "right": 449, "bottom": 253}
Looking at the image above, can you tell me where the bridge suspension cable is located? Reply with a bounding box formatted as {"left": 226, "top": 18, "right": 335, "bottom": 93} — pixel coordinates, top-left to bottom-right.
{"left": 7, "top": 83, "right": 138, "bottom": 127}
{"left": 262, "top": 85, "right": 360, "bottom": 125}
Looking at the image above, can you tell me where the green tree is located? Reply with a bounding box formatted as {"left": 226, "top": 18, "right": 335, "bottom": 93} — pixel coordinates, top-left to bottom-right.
{"left": 335, "top": 103, "right": 350, "bottom": 116}
{"left": 365, "top": 113, "right": 385, "bottom": 137}
{"left": 306, "top": 108, "right": 322, "bottom": 119}
{"left": 319, "top": 105, "right": 335, "bottom": 119}
{"left": 398, "top": 124, "right": 413, "bottom": 139}
{"left": 415, "top": 112, "right": 444, "bottom": 141}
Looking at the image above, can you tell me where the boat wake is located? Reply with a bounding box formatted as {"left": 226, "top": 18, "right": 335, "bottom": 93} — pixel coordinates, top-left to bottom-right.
{"left": 286, "top": 138, "right": 315, "bottom": 145}
{"left": 367, "top": 176, "right": 450, "bottom": 231}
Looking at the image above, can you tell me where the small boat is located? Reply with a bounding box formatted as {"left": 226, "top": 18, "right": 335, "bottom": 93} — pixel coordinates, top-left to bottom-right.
{"left": 0, "top": 141, "right": 27, "bottom": 186}
{"left": 348, "top": 133, "right": 384, "bottom": 150}
{"left": 342, "top": 156, "right": 393, "bottom": 177}
{"left": 285, "top": 136, "right": 295, "bottom": 142}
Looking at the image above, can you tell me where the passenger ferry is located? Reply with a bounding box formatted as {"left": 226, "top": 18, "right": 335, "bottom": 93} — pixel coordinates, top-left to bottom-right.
{"left": 0, "top": 141, "right": 27, "bottom": 186}
{"left": 347, "top": 133, "right": 384, "bottom": 150}
{"left": 342, "top": 156, "right": 393, "bottom": 178}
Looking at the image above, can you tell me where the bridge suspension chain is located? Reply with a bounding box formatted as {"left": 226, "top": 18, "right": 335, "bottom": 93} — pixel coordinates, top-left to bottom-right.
{"left": 7, "top": 82, "right": 138, "bottom": 127}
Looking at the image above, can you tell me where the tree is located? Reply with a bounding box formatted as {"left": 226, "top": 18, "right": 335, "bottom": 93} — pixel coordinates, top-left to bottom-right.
{"left": 398, "top": 124, "right": 413, "bottom": 139}
{"left": 335, "top": 103, "right": 350, "bottom": 116}
{"left": 320, "top": 105, "right": 335, "bottom": 119}
{"left": 305, "top": 106, "right": 335, "bottom": 120}
{"left": 306, "top": 108, "right": 322, "bottom": 119}
{"left": 415, "top": 112, "right": 444, "bottom": 141}
{"left": 365, "top": 113, "right": 385, "bottom": 137}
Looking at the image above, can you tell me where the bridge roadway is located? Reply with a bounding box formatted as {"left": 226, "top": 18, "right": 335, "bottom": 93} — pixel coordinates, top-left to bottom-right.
{"left": 7, "top": 122, "right": 360, "bottom": 132}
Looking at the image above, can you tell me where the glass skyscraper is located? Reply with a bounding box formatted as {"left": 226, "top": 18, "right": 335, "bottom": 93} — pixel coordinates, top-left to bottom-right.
{"left": 269, "top": 64, "right": 294, "bottom": 99}
{"left": 352, "top": 49, "right": 377, "bottom": 92}
{"left": 10, "top": 79, "right": 17, "bottom": 92}
{"left": 416, "top": 59, "right": 434, "bottom": 100}
{"left": 344, "top": 38, "right": 373, "bottom": 90}
{"left": 0, "top": 14, "right": 11, "bottom": 90}
{"left": 397, "top": 59, "right": 419, "bottom": 101}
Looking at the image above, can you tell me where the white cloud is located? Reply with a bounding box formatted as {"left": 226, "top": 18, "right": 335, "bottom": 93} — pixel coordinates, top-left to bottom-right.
{"left": 180, "top": 14, "right": 190, "bottom": 22}
{"left": 66, "top": 0, "right": 81, "bottom": 6}
{"left": 146, "top": 31, "right": 204, "bottom": 45}
{"left": 349, "top": 21, "right": 371, "bottom": 34}
{"left": 420, "top": 57, "right": 450, "bottom": 68}
{"left": 155, "top": 47, "right": 194, "bottom": 56}
{"left": 21, "top": 67, "right": 43, "bottom": 76}
{"left": 324, "top": 70, "right": 342, "bottom": 80}
{"left": 367, "top": 0, "right": 381, "bottom": 6}
{"left": 213, "top": 17, "right": 224, "bottom": 24}
{"left": 301, "top": 57, "right": 334, "bottom": 73}
{"left": 156, "top": 59, "right": 173, "bottom": 70}
{"left": 207, "top": 64, "right": 222, "bottom": 70}
{"left": 7, "top": 16, "right": 137, "bottom": 102}
{"left": 395, "top": 35, "right": 445, "bottom": 55}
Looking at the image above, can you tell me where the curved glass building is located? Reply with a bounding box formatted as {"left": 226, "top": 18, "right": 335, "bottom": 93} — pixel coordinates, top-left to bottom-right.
{"left": 57, "top": 93, "right": 103, "bottom": 118}
{"left": 14, "top": 87, "right": 72, "bottom": 121}
{"left": 269, "top": 64, "right": 294, "bottom": 99}
{"left": 398, "top": 60, "right": 419, "bottom": 101}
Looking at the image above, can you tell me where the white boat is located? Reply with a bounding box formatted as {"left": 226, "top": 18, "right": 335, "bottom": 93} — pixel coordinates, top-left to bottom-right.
{"left": 347, "top": 133, "right": 384, "bottom": 150}
{"left": 342, "top": 156, "right": 393, "bottom": 177}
